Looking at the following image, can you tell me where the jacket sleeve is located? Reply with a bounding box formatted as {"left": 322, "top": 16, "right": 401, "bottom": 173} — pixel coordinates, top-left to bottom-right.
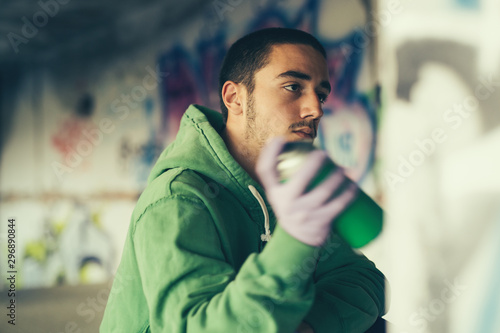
{"left": 302, "top": 234, "right": 386, "bottom": 333}
{"left": 133, "top": 195, "right": 319, "bottom": 333}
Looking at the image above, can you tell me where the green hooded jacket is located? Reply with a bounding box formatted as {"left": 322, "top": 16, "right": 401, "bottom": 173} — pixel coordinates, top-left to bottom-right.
{"left": 100, "top": 104, "right": 385, "bottom": 333}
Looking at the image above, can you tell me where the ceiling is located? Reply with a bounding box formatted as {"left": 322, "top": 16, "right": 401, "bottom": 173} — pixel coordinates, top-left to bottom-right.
{"left": 0, "top": 0, "right": 209, "bottom": 67}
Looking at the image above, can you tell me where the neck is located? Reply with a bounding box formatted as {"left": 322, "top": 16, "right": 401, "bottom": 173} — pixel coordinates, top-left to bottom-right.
{"left": 222, "top": 126, "right": 260, "bottom": 184}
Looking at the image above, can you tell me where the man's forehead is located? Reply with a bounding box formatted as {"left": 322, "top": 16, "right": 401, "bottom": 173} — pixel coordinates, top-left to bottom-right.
{"left": 263, "top": 44, "right": 329, "bottom": 78}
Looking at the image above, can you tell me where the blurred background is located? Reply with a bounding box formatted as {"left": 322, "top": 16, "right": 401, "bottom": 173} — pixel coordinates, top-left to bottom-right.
{"left": 0, "top": 0, "right": 499, "bottom": 332}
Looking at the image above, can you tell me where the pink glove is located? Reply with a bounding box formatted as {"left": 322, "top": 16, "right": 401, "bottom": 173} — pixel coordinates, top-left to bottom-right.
{"left": 256, "top": 137, "right": 357, "bottom": 247}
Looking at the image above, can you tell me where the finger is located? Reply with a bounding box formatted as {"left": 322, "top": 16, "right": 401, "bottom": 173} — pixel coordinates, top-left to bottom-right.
{"left": 316, "top": 183, "right": 358, "bottom": 219}
{"left": 255, "top": 136, "right": 287, "bottom": 187}
{"left": 297, "top": 168, "right": 346, "bottom": 208}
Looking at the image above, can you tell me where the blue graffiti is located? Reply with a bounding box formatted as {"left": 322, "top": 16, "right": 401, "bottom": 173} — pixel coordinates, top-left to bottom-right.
{"left": 476, "top": 211, "right": 500, "bottom": 333}
{"left": 455, "top": 0, "right": 480, "bottom": 10}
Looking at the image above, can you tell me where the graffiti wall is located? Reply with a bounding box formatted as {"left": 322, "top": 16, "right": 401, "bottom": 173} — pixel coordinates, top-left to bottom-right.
{"left": 0, "top": 0, "right": 381, "bottom": 291}
{"left": 0, "top": 54, "right": 166, "bottom": 290}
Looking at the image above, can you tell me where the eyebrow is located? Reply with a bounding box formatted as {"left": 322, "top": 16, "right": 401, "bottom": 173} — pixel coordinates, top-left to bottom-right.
{"left": 276, "top": 70, "right": 331, "bottom": 93}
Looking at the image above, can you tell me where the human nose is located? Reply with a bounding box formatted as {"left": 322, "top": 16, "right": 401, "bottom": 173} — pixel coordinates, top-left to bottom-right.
{"left": 300, "top": 91, "right": 324, "bottom": 120}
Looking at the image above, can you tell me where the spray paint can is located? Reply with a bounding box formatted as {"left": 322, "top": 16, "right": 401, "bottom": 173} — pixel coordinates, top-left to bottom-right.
{"left": 276, "top": 140, "right": 383, "bottom": 248}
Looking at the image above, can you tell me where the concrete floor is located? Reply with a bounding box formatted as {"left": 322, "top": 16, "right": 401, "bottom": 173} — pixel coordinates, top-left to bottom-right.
{"left": 1, "top": 281, "right": 111, "bottom": 333}
{"left": 1, "top": 281, "right": 388, "bottom": 332}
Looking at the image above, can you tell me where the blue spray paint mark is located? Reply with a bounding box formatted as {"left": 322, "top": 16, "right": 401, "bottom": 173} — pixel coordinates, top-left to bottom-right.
{"left": 455, "top": 0, "right": 480, "bottom": 10}
{"left": 477, "top": 212, "right": 500, "bottom": 333}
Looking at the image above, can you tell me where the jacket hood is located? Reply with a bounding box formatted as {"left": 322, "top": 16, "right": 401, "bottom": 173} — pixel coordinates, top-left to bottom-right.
{"left": 148, "top": 104, "right": 274, "bottom": 226}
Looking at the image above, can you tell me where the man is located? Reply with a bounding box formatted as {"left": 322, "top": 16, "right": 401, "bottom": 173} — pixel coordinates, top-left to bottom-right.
{"left": 101, "top": 28, "right": 385, "bottom": 333}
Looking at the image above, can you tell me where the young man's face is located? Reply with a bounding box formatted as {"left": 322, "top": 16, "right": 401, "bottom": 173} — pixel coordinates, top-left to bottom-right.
{"left": 244, "top": 43, "right": 330, "bottom": 149}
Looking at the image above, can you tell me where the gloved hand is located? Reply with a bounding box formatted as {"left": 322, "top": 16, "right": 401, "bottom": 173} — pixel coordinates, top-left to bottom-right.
{"left": 256, "top": 137, "right": 358, "bottom": 247}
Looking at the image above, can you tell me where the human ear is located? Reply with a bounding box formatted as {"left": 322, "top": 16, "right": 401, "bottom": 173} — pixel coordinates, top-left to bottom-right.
{"left": 222, "top": 81, "right": 244, "bottom": 116}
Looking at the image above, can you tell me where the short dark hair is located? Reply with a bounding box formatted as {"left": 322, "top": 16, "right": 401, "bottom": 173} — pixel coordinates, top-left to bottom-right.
{"left": 218, "top": 27, "right": 327, "bottom": 123}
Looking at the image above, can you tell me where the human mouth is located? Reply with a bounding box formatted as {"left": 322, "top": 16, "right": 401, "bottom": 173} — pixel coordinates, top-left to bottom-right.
{"left": 293, "top": 129, "right": 314, "bottom": 140}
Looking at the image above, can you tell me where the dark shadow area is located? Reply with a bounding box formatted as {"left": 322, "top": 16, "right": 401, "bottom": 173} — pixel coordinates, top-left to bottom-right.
{"left": 365, "top": 316, "right": 386, "bottom": 332}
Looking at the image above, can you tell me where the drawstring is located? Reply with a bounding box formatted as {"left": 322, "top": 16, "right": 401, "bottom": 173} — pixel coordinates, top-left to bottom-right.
{"left": 248, "top": 185, "right": 271, "bottom": 242}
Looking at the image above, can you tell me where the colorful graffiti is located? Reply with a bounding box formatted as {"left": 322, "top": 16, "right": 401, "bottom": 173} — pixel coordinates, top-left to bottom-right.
{"left": 20, "top": 201, "right": 115, "bottom": 288}
{"left": 51, "top": 92, "right": 98, "bottom": 173}
{"left": 52, "top": 120, "right": 97, "bottom": 168}
{"left": 159, "top": 0, "right": 378, "bottom": 182}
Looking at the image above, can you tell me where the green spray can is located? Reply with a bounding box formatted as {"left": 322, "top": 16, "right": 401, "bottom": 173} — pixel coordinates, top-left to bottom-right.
{"left": 276, "top": 141, "right": 383, "bottom": 248}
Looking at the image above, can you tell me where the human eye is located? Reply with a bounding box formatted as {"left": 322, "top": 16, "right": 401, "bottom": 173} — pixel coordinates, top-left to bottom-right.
{"left": 284, "top": 84, "right": 300, "bottom": 92}
{"left": 318, "top": 93, "right": 328, "bottom": 104}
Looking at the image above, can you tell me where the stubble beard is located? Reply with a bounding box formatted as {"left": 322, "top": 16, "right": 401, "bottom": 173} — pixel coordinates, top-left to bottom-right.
{"left": 243, "top": 93, "right": 271, "bottom": 162}
{"left": 243, "top": 93, "right": 319, "bottom": 162}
